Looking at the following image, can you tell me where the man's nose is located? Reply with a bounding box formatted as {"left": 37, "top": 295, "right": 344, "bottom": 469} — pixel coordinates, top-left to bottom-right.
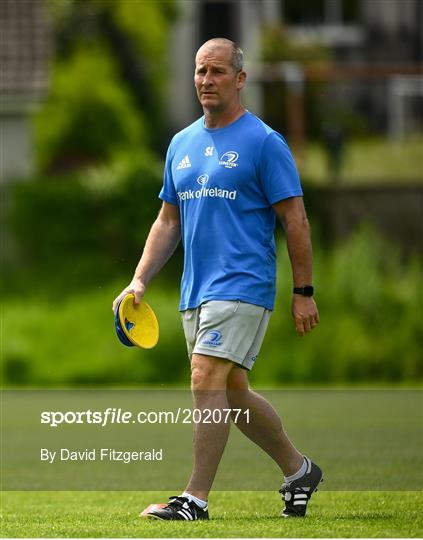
{"left": 202, "top": 71, "right": 213, "bottom": 86}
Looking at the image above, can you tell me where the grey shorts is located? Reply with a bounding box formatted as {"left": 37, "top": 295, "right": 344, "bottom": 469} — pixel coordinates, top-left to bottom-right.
{"left": 181, "top": 300, "right": 271, "bottom": 371}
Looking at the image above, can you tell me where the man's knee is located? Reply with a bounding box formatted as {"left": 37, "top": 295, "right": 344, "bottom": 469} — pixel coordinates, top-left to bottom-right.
{"left": 227, "top": 366, "right": 249, "bottom": 391}
{"left": 191, "top": 354, "right": 233, "bottom": 390}
{"left": 227, "top": 368, "right": 251, "bottom": 407}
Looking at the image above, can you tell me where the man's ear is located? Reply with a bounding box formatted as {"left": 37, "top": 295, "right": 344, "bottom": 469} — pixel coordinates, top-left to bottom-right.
{"left": 237, "top": 70, "right": 246, "bottom": 89}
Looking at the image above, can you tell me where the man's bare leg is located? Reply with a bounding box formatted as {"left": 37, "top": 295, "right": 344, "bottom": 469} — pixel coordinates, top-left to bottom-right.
{"left": 226, "top": 366, "right": 303, "bottom": 477}
{"left": 184, "top": 353, "right": 234, "bottom": 501}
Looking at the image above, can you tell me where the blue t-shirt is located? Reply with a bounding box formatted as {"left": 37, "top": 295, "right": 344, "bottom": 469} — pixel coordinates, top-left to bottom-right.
{"left": 159, "top": 111, "right": 303, "bottom": 311}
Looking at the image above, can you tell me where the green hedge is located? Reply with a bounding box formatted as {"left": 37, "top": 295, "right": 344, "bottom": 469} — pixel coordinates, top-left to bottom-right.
{"left": 34, "top": 0, "right": 178, "bottom": 171}
{"left": 256, "top": 227, "right": 422, "bottom": 384}
{"left": 4, "top": 151, "right": 182, "bottom": 294}
{"left": 2, "top": 223, "right": 422, "bottom": 386}
{"left": 2, "top": 152, "right": 421, "bottom": 384}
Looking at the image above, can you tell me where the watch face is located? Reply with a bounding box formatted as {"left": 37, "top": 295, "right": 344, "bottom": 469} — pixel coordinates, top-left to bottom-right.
{"left": 303, "top": 286, "right": 314, "bottom": 297}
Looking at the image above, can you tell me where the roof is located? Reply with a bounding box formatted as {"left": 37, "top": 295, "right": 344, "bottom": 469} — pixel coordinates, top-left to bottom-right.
{"left": 0, "top": 0, "right": 51, "bottom": 110}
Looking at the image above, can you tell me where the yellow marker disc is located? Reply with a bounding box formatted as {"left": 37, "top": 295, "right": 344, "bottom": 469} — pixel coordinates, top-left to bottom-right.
{"left": 118, "top": 294, "right": 159, "bottom": 349}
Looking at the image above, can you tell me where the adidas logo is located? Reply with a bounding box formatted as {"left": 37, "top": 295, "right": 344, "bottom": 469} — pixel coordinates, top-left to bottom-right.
{"left": 176, "top": 155, "right": 191, "bottom": 170}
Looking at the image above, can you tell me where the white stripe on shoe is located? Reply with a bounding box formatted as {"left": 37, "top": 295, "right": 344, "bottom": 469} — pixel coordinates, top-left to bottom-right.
{"left": 183, "top": 509, "right": 194, "bottom": 520}
{"left": 177, "top": 509, "right": 192, "bottom": 520}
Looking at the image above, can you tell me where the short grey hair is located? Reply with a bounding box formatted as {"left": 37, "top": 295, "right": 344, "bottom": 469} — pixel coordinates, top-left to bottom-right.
{"left": 199, "top": 38, "right": 244, "bottom": 73}
{"left": 231, "top": 42, "right": 244, "bottom": 73}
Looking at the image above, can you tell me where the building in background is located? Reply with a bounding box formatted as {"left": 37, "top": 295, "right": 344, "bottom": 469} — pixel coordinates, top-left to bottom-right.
{"left": 167, "top": 0, "right": 279, "bottom": 130}
{"left": 0, "top": 0, "right": 51, "bottom": 182}
{"left": 168, "top": 0, "right": 423, "bottom": 138}
{"left": 0, "top": 0, "right": 421, "bottom": 181}
{"left": 282, "top": 0, "right": 422, "bottom": 137}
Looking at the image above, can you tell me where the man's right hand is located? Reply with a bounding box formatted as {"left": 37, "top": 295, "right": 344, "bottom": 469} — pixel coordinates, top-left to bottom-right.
{"left": 112, "top": 280, "right": 146, "bottom": 313}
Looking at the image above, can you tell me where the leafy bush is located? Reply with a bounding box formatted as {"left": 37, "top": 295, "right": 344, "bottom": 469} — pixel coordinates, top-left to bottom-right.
{"left": 34, "top": 0, "right": 177, "bottom": 172}
{"left": 4, "top": 151, "right": 180, "bottom": 295}
{"left": 2, "top": 225, "right": 421, "bottom": 386}
{"left": 33, "top": 46, "right": 146, "bottom": 172}
{"left": 2, "top": 282, "right": 188, "bottom": 386}
{"left": 255, "top": 227, "right": 422, "bottom": 384}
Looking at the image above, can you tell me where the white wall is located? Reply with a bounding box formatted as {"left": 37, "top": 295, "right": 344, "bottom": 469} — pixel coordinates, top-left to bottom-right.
{"left": 0, "top": 115, "right": 33, "bottom": 182}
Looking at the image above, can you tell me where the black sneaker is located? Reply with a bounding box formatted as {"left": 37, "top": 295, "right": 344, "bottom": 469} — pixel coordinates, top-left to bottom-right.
{"left": 147, "top": 496, "right": 209, "bottom": 521}
{"left": 279, "top": 456, "right": 323, "bottom": 517}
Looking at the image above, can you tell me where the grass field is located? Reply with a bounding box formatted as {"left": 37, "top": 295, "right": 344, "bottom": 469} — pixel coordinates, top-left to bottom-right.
{"left": 2, "top": 389, "right": 422, "bottom": 537}
{"left": 3, "top": 389, "right": 422, "bottom": 491}
{"left": 2, "top": 490, "right": 422, "bottom": 537}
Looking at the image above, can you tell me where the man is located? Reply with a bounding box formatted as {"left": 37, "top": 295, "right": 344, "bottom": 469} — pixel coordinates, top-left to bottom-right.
{"left": 113, "top": 38, "right": 323, "bottom": 520}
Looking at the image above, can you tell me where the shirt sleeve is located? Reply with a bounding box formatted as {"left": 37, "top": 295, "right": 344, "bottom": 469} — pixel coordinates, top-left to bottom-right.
{"left": 258, "top": 131, "right": 303, "bottom": 205}
{"left": 159, "top": 143, "right": 179, "bottom": 205}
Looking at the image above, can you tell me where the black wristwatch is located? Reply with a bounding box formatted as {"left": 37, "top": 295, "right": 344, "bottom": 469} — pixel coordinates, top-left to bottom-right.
{"left": 293, "top": 285, "right": 314, "bottom": 297}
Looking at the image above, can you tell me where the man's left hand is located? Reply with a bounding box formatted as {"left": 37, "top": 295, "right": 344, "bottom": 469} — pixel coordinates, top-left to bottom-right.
{"left": 291, "top": 296, "right": 320, "bottom": 336}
